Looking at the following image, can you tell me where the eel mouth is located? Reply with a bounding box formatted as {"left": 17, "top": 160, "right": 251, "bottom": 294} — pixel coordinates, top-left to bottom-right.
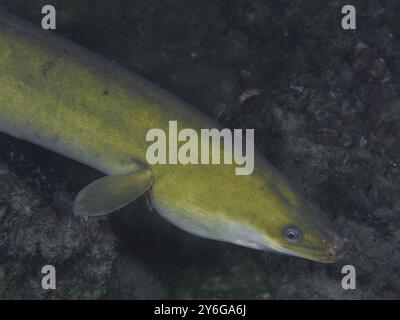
{"left": 275, "top": 235, "right": 348, "bottom": 263}
{"left": 235, "top": 232, "right": 347, "bottom": 263}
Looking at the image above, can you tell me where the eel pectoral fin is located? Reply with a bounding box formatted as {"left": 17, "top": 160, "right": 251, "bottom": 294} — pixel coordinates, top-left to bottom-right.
{"left": 73, "top": 166, "right": 153, "bottom": 217}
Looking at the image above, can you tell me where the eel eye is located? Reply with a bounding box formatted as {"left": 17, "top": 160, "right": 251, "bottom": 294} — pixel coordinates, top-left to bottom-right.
{"left": 283, "top": 226, "right": 302, "bottom": 243}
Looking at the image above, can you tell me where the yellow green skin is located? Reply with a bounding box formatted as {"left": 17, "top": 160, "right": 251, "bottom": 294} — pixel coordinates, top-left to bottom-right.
{"left": 0, "top": 10, "right": 344, "bottom": 263}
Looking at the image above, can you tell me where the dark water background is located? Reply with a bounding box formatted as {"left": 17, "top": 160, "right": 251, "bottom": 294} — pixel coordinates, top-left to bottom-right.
{"left": 0, "top": 0, "right": 400, "bottom": 299}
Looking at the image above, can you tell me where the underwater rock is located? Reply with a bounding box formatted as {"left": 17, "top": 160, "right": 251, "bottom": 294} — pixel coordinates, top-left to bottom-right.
{"left": 0, "top": 161, "right": 117, "bottom": 299}
{"left": 106, "top": 253, "right": 167, "bottom": 300}
{"left": 0, "top": 161, "right": 166, "bottom": 299}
